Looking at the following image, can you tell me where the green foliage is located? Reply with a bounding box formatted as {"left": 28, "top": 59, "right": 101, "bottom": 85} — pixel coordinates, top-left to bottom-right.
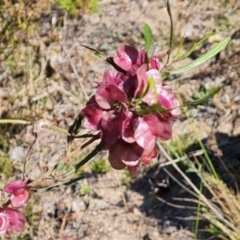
{"left": 56, "top": 0, "right": 98, "bottom": 15}
{"left": 139, "top": 76, "right": 158, "bottom": 104}
{"left": 215, "top": 16, "right": 232, "bottom": 30}
{"left": 56, "top": 0, "right": 78, "bottom": 15}
{"left": 138, "top": 102, "right": 167, "bottom": 115}
{"left": 0, "top": 0, "right": 51, "bottom": 43}
{"left": 81, "top": 45, "right": 106, "bottom": 59}
{"left": 122, "top": 169, "right": 132, "bottom": 186}
{"left": 175, "top": 29, "right": 216, "bottom": 61}
{"left": 208, "top": 222, "right": 227, "bottom": 239}
{"left": 24, "top": 205, "right": 34, "bottom": 225}
{"left": 90, "top": 159, "right": 110, "bottom": 174}
{"left": 186, "top": 87, "right": 220, "bottom": 107}
{"left": 147, "top": 77, "right": 157, "bottom": 102}
{"left": 165, "top": 135, "right": 193, "bottom": 158}
{"left": 68, "top": 114, "right": 84, "bottom": 140}
{"left": 79, "top": 0, "right": 98, "bottom": 12}
{"left": 192, "top": 85, "right": 218, "bottom": 102}
{"left": 0, "top": 156, "right": 13, "bottom": 178}
{"left": 143, "top": 23, "right": 153, "bottom": 55}
{"left": 79, "top": 184, "right": 91, "bottom": 196}
{"left": 169, "top": 37, "right": 231, "bottom": 75}
{"left": 161, "top": 71, "right": 170, "bottom": 80}
{"left": 75, "top": 142, "right": 105, "bottom": 171}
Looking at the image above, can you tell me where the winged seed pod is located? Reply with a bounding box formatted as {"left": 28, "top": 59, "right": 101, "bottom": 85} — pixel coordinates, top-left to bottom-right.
{"left": 80, "top": 45, "right": 180, "bottom": 175}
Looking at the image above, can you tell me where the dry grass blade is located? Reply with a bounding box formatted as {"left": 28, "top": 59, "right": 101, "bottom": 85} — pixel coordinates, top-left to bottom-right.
{"left": 204, "top": 175, "right": 240, "bottom": 238}
{"left": 61, "top": 43, "right": 89, "bottom": 100}
{"left": 155, "top": 195, "right": 197, "bottom": 210}
{"left": 157, "top": 143, "right": 236, "bottom": 230}
{"left": 0, "top": 119, "right": 31, "bottom": 124}
{"left": 158, "top": 141, "right": 240, "bottom": 239}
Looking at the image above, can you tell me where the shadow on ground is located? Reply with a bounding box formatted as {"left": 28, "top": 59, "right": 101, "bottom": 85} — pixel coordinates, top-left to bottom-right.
{"left": 131, "top": 132, "right": 240, "bottom": 239}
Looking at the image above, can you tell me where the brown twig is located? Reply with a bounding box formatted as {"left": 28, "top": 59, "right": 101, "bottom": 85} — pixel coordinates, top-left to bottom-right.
{"left": 165, "top": 0, "right": 174, "bottom": 66}
{"left": 29, "top": 134, "right": 100, "bottom": 189}
{"left": 23, "top": 130, "right": 37, "bottom": 179}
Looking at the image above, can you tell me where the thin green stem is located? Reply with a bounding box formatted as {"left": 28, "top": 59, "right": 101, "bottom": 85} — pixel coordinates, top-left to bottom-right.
{"left": 75, "top": 141, "right": 104, "bottom": 171}
{"left": 182, "top": 103, "right": 219, "bottom": 179}
{"left": 194, "top": 179, "right": 203, "bottom": 239}
{"left": 165, "top": 0, "right": 174, "bottom": 66}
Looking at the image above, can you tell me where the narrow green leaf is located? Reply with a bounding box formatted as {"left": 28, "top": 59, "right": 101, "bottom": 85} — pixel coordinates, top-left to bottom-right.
{"left": 75, "top": 142, "right": 104, "bottom": 171}
{"left": 161, "top": 71, "right": 170, "bottom": 80}
{"left": 56, "top": 162, "right": 64, "bottom": 172}
{"left": 139, "top": 77, "right": 157, "bottom": 102}
{"left": 148, "top": 42, "right": 157, "bottom": 57}
{"left": 176, "top": 29, "right": 216, "bottom": 61}
{"left": 68, "top": 115, "right": 83, "bottom": 135}
{"left": 185, "top": 88, "right": 220, "bottom": 107}
{"left": 186, "top": 168, "right": 199, "bottom": 173}
{"left": 169, "top": 37, "right": 231, "bottom": 75}
{"left": 148, "top": 77, "right": 158, "bottom": 102}
{"left": 68, "top": 114, "right": 83, "bottom": 143}
{"left": 81, "top": 45, "right": 106, "bottom": 59}
{"left": 143, "top": 23, "right": 153, "bottom": 53}
{"left": 149, "top": 103, "right": 167, "bottom": 112}
{"left": 165, "top": 0, "right": 174, "bottom": 65}
{"left": 138, "top": 103, "right": 167, "bottom": 115}
{"left": 174, "top": 35, "right": 185, "bottom": 60}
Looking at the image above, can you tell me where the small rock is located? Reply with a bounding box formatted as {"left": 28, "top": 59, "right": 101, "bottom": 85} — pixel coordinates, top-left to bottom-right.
{"left": 163, "top": 220, "right": 177, "bottom": 235}
{"left": 88, "top": 198, "right": 108, "bottom": 211}
{"left": 78, "top": 224, "right": 88, "bottom": 239}
{"left": 9, "top": 146, "right": 27, "bottom": 162}
{"left": 71, "top": 198, "right": 86, "bottom": 212}
{"left": 89, "top": 16, "right": 101, "bottom": 25}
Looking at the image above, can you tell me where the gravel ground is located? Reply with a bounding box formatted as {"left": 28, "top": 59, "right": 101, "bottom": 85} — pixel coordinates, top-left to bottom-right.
{"left": 1, "top": 0, "right": 240, "bottom": 239}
